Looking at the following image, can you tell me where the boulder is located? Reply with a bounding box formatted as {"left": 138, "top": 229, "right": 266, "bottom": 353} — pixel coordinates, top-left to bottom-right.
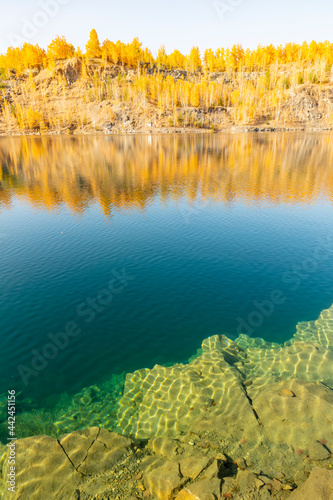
{"left": 289, "top": 468, "right": 333, "bottom": 499}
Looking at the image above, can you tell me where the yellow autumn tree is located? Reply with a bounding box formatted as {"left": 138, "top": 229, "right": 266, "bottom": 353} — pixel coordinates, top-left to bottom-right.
{"left": 47, "top": 36, "right": 75, "bottom": 60}
{"left": 168, "top": 50, "right": 186, "bottom": 69}
{"left": 127, "top": 37, "right": 142, "bottom": 67}
{"left": 157, "top": 45, "right": 167, "bottom": 69}
{"left": 187, "top": 47, "right": 202, "bottom": 72}
{"left": 85, "top": 29, "right": 101, "bottom": 58}
{"left": 0, "top": 44, "right": 45, "bottom": 75}
{"left": 204, "top": 49, "right": 216, "bottom": 72}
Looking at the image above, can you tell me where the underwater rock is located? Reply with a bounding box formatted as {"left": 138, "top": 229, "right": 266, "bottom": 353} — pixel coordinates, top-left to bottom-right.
{"left": 117, "top": 335, "right": 261, "bottom": 441}
{"left": 200, "top": 459, "right": 224, "bottom": 480}
{"left": 178, "top": 456, "right": 212, "bottom": 479}
{"left": 174, "top": 490, "right": 201, "bottom": 500}
{"left": 288, "top": 467, "right": 333, "bottom": 499}
{"left": 240, "top": 340, "right": 333, "bottom": 389}
{"left": 0, "top": 428, "right": 133, "bottom": 499}
{"left": 249, "top": 379, "right": 333, "bottom": 450}
{"left": 144, "top": 460, "right": 188, "bottom": 500}
{"left": 149, "top": 436, "right": 182, "bottom": 460}
{"left": 59, "top": 426, "right": 133, "bottom": 475}
{"left": 180, "top": 478, "right": 222, "bottom": 500}
{"left": 58, "top": 426, "right": 100, "bottom": 468}
{"left": 78, "top": 427, "right": 133, "bottom": 475}
{"left": 281, "top": 388, "right": 295, "bottom": 397}
{"left": 0, "top": 434, "right": 81, "bottom": 499}
{"left": 308, "top": 441, "right": 331, "bottom": 461}
{"left": 236, "top": 470, "right": 262, "bottom": 494}
{"left": 288, "top": 303, "right": 333, "bottom": 351}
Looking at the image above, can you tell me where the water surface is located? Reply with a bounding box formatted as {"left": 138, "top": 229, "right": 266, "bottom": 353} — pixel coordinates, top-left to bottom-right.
{"left": 0, "top": 133, "right": 333, "bottom": 412}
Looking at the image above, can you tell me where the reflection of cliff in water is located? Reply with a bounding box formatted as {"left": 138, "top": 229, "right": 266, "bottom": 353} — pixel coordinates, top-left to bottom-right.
{"left": 1, "top": 134, "right": 333, "bottom": 215}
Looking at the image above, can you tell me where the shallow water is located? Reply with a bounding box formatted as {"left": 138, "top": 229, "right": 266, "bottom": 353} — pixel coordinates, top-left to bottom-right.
{"left": 0, "top": 133, "right": 333, "bottom": 438}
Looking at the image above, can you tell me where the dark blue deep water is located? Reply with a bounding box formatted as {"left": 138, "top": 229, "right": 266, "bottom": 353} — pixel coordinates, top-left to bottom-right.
{"left": 0, "top": 133, "right": 333, "bottom": 406}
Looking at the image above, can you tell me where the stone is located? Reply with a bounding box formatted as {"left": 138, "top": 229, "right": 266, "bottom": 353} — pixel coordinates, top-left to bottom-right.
{"left": 117, "top": 336, "right": 261, "bottom": 441}
{"left": 281, "top": 388, "right": 295, "bottom": 397}
{"left": 0, "top": 434, "right": 81, "bottom": 499}
{"left": 149, "top": 437, "right": 180, "bottom": 459}
{"left": 249, "top": 379, "right": 333, "bottom": 449}
{"left": 141, "top": 455, "right": 167, "bottom": 473}
{"left": 276, "top": 472, "right": 285, "bottom": 479}
{"left": 221, "top": 476, "right": 235, "bottom": 492}
{"left": 58, "top": 426, "right": 100, "bottom": 468}
{"left": 258, "top": 475, "right": 273, "bottom": 484}
{"left": 63, "top": 57, "right": 82, "bottom": 83}
{"left": 289, "top": 303, "right": 333, "bottom": 351}
{"left": 255, "top": 478, "right": 265, "bottom": 489}
{"left": 175, "top": 490, "right": 199, "bottom": 500}
{"left": 308, "top": 441, "right": 331, "bottom": 461}
{"left": 272, "top": 478, "right": 283, "bottom": 491}
{"left": 234, "top": 457, "right": 246, "bottom": 470}
{"left": 244, "top": 339, "right": 333, "bottom": 390}
{"left": 74, "top": 428, "right": 133, "bottom": 475}
{"left": 144, "top": 460, "right": 187, "bottom": 500}
{"left": 236, "top": 470, "right": 259, "bottom": 493}
{"left": 104, "top": 122, "right": 115, "bottom": 133}
{"left": 185, "top": 478, "right": 222, "bottom": 500}
{"left": 179, "top": 456, "right": 211, "bottom": 479}
{"left": 282, "top": 484, "right": 294, "bottom": 490}
{"left": 288, "top": 468, "right": 333, "bottom": 499}
{"left": 200, "top": 459, "right": 221, "bottom": 479}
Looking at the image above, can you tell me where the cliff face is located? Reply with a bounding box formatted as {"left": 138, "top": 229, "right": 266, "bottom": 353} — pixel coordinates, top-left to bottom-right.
{"left": 1, "top": 59, "right": 333, "bottom": 135}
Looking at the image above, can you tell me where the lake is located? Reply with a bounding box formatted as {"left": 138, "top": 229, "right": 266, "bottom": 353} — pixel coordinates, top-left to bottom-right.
{"left": 0, "top": 133, "right": 333, "bottom": 438}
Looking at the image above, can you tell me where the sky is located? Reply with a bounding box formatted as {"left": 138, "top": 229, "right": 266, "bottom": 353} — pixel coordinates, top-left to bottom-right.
{"left": 0, "top": 0, "right": 333, "bottom": 55}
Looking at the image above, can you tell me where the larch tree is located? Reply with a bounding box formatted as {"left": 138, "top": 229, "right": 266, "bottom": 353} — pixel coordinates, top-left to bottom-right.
{"left": 188, "top": 47, "right": 202, "bottom": 72}
{"left": 47, "top": 36, "right": 75, "bottom": 61}
{"left": 157, "top": 45, "right": 167, "bottom": 69}
{"left": 86, "top": 29, "right": 101, "bottom": 58}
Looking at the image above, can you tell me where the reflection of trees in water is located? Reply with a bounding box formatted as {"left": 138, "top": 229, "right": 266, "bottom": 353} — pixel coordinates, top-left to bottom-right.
{"left": 0, "top": 134, "right": 333, "bottom": 215}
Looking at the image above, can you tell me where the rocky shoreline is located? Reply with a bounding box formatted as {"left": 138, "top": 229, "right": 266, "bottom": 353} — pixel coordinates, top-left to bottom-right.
{"left": 1, "top": 126, "right": 333, "bottom": 136}
{"left": 1, "top": 305, "right": 333, "bottom": 499}
{"left": 1, "top": 425, "right": 332, "bottom": 500}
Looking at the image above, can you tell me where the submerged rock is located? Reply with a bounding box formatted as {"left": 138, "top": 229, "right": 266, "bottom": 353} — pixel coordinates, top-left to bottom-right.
{"left": 1, "top": 305, "right": 333, "bottom": 498}
{"left": 0, "top": 434, "right": 81, "bottom": 499}
{"left": 0, "top": 428, "right": 134, "bottom": 499}
{"left": 117, "top": 335, "right": 261, "bottom": 441}
{"left": 308, "top": 441, "right": 331, "bottom": 461}
{"left": 144, "top": 460, "right": 188, "bottom": 500}
{"left": 288, "top": 468, "right": 333, "bottom": 499}
{"left": 288, "top": 303, "right": 333, "bottom": 351}
{"left": 249, "top": 379, "right": 333, "bottom": 450}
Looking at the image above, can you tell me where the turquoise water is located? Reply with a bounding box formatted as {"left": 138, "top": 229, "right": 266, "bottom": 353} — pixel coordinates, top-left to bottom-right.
{"left": 0, "top": 133, "right": 333, "bottom": 414}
